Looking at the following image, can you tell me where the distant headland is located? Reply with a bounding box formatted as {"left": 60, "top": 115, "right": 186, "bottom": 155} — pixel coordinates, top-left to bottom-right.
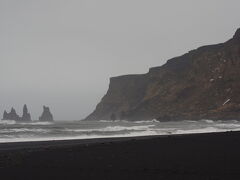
{"left": 2, "top": 105, "right": 54, "bottom": 122}
{"left": 86, "top": 28, "right": 240, "bottom": 121}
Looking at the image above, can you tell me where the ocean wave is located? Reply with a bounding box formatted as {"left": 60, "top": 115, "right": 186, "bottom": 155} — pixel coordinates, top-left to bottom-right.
{"left": 99, "top": 120, "right": 129, "bottom": 123}
{"left": 0, "top": 127, "right": 239, "bottom": 144}
{"left": 0, "top": 120, "right": 53, "bottom": 126}
{"left": 19, "top": 121, "right": 54, "bottom": 125}
{"left": 174, "top": 127, "right": 224, "bottom": 134}
{"left": 65, "top": 125, "right": 155, "bottom": 133}
{"left": 200, "top": 119, "right": 214, "bottom": 123}
{"left": 215, "top": 123, "right": 240, "bottom": 129}
{"left": 99, "top": 119, "right": 159, "bottom": 123}
{"left": 0, "top": 130, "right": 159, "bottom": 143}
{"left": 0, "top": 128, "right": 50, "bottom": 133}
{"left": 2, "top": 120, "right": 240, "bottom": 143}
{"left": 101, "top": 125, "right": 155, "bottom": 131}
{"left": 133, "top": 119, "right": 159, "bottom": 123}
{"left": 0, "top": 120, "right": 16, "bottom": 125}
{"left": 182, "top": 120, "right": 198, "bottom": 123}
{"left": 0, "top": 126, "right": 225, "bottom": 143}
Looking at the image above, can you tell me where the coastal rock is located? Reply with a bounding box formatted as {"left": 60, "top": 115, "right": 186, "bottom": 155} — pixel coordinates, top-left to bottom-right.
{"left": 39, "top": 106, "right": 54, "bottom": 122}
{"left": 21, "top": 104, "right": 31, "bottom": 121}
{"left": 86, "top": 28, "right": 240, "bottom": 121}
{"left": 2, "top": 105, "right": 32, "bottom": 121}
{"left": 3, "top": 111, "right": 8, "bottom": 120}
{"left": 2, "top": 108, "right": 21, "bottom": 121}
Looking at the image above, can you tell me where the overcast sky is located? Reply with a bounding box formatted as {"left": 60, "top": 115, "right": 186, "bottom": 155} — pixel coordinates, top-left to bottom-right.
{"left": 0, "top": 0, "right": 239, "bottom": 120}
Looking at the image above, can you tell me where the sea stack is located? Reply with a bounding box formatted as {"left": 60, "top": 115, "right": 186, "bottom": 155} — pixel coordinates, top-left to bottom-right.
{"left": 21, "top": 104, "right": 31, "bottom": 121}
{"left": 2, "top": 105, "right": 32, "bottom": 122}
{"left": 2, "top": 108, "right": 21, "bottom": 121}
{"left": 39, "top": 106, "right": 54, "bottom": 122}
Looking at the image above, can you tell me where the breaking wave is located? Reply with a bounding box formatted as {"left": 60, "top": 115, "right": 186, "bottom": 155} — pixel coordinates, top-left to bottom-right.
{"left": 0, "top": 120, "right": 16, "bottom": 125}
{"left": 133, "top": 119, "right": 159, "bottom": 123}
{"left": 1, "top": 119, "right": 240, "bottom": 143}
{"left": 19, "top": 121, "right": 53, "bottom": 125}
{"left": 200, "top": 119, "right": 214, "bottom": 123}
{"left": 65, "top": 125, "right": 155, "bottom": 133}
{"left": 174, "top": 127, "right": 222, "bottom": 134}
{"left": 0, "top": 128, "right": 50, "bottom": 133}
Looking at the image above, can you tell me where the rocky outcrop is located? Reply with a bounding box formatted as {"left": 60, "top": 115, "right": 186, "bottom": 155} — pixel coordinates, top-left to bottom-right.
{"left": 2, "top": 108, "right": 21, "bottom": 121}
{"left": 21, "top": 104, "right": 31, "bottom": 121}
{"left": 39, "top": 106, "right": 54, "bottom": 122}
{"left": 86, "top": 28, "right": 240, "bottom": 121}
{"left": 2, "top": 105, "right": 32, "bottom": 121}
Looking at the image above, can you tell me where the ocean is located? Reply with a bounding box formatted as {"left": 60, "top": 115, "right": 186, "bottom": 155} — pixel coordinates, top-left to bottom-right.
{"left": 0, "top": 119, "right": 240, "bottom": 143}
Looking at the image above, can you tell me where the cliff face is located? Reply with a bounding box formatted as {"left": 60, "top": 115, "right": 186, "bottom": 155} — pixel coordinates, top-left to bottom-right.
{"left": 86, "top": 28, "right": 240, "bottom": 121}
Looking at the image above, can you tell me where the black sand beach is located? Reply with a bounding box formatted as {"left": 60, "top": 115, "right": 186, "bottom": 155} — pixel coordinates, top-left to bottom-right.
{"left": 1, "top": 132, "right": 240, "bottom": 180}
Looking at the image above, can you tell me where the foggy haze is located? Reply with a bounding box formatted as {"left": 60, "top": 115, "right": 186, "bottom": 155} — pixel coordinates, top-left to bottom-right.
{"left": 0, "top": 0, "right": 239, "bottom": 120}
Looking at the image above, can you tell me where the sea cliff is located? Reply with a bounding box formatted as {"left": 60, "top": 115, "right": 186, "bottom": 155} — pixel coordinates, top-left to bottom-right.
{"left": 86, "top": 28, "right": 240, "bottom": 121}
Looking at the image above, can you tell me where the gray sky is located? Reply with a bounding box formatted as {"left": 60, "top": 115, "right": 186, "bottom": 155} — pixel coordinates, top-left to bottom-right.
{"left": 0, "top": 0, "right": 239, "bottom": 120}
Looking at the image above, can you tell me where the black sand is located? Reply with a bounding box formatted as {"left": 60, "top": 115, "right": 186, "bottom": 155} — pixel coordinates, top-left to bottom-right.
{"left": 1, "top": 132, "right": 240, "bottom": 180}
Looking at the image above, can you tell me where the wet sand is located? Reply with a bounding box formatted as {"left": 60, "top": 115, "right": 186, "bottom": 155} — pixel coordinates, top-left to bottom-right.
{"left": 1, "top": 131, "right": 240, "bottom": 180}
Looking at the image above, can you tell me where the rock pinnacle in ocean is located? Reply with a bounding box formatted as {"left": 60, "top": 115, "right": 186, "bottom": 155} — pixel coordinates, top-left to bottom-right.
{"left": 39, "top": 106, "right": 54, "bottom": 122}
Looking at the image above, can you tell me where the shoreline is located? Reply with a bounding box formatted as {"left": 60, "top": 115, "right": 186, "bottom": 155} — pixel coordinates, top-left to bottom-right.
{"left": 1, "top": 131, "right": 240, "bottom": 179}
{"left": 0, "top": 127, "right": 236, "bottom": 144}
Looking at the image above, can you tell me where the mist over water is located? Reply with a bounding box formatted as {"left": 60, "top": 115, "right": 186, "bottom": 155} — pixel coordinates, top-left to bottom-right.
{"left": 0, "top": 120, "right": 240, "bottom": 143}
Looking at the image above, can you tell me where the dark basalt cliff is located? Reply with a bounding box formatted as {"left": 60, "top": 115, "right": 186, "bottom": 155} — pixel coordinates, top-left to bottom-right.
{"left": 86, "top": 28, "right": 240, "bottom": 121}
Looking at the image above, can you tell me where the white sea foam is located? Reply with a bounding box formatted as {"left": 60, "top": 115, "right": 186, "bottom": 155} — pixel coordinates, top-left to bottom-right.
{"left": 99, "top": 119, "right": 159, "bottom": 123}
{"left": 99, "top": 120, "right": 110, "bottom": 122}
{"left": 0, "top": 129, "right": 158, "bottom": 143}
{"left": 182, "top": 120, "right": 198, "bottom": 123}
{"left": 65, "top": 125, "right": 155, "bottom": 133}
{"left": 215, "top": 123, "right": 240, "bottom": 129}
{"left": 201, "top": 119, "right": 214, "bottom": 123}
{"left": 0, "top": 128, "right": 50, "bottom": 133}
{"left": 0, "top": 126, "right": 235, "bottom": 143}
{"left": 134, "top": 119, "right": 159, "bottom": 123}
{"left": 101, "top": 125, "right": 155, "bottom": 131}
{"left": 174, "top": 127, "right": 224, "bottom": 134}
{"left": 0, "top": 120, "right": 16, "bottom": 125}
{"left": 0, "top": 120, "right": 53, "bottom": 125}
{"left": 19, "top": 122, "right": 53, "bottom": 125}
{"left": 99, "top": 120, "right": 129, "bottom": 123}
{"left": 1, "top": 120, "right": 240, "bottom": 143}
